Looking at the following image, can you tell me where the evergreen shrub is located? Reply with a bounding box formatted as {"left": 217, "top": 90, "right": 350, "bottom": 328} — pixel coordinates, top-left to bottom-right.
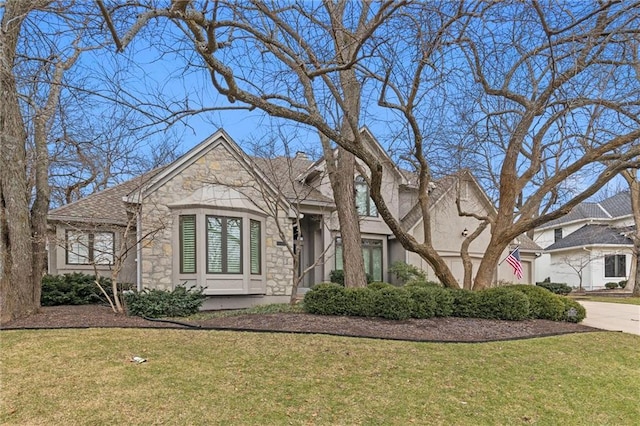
{"left": 535, "top": 282, "right": 572, "bottom": 295}
{"left": 507, "top": 285, "right": 565, "bottom": 321}
{"left": 405, "top": 286, "right": 437, "bottom": 319}
{"left": 124, "top": 285, "right": 206, "bottom": 318}
{"left": 559, "top": 297, "right": 586, "bottom": 323}
{"left": 371, "top": 287, "right": 412, "bottom": 320}
{"left": 475, "top": 287, "right": 530, "bottom": 320}
{"left": 41, "top": 273, "right": 129, "bottom": 306}
{"left": 449, "top": 289, "right": 480, "bottom": 318}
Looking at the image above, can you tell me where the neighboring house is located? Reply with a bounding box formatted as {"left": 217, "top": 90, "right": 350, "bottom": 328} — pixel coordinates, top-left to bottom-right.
{"left": 47, "top": 128, "right": 538, "bottom": 310}
{"left": 533, "top": 192, "right": 633, "bottom": 290}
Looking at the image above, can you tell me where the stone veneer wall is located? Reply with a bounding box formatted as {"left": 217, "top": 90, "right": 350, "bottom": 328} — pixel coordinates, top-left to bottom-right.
{"left": 139, "top": 142, "right": 293, "bottom": 296}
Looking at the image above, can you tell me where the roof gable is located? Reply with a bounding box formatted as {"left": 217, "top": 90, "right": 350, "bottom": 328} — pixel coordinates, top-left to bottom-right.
{"left": 295, "top": 127, "right": 408, "bottom": 186}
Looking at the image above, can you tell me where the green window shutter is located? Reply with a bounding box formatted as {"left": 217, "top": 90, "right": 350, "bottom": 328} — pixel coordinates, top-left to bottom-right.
{"left": 180, "top": 215, "right": 197, "bottom": 273}
{"left": 250, "top": 220, "right": 261, "bottom": 274}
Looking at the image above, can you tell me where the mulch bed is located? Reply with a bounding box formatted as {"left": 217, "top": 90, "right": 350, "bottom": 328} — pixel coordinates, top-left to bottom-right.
{"left": 1, "top": 305, "right": 599, "bottom": 343}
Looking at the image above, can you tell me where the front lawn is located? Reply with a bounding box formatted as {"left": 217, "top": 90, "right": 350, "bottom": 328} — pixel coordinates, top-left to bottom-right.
{"left": 2, "top": 329, "right": 639, "bottom": 424}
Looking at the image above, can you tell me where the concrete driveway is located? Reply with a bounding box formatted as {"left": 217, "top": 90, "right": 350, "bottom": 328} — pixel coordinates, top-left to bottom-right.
{"left": 578, "top": 301, "right": 640, "bottom": 335}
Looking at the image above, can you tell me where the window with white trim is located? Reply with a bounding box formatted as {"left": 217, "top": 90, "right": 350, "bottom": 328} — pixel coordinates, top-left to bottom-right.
{"left": 355, "top": 175, "right": 377, "bottom": 217}
{"left": 66, "top": 230, "right": 114, "bottom": 265}
{"left": 604, "top": 254, "right": 626, "bottom": 278}
{"left": 207, "top": 216, "right": 242, "bottom": 274}
{"left": 335, "top": 237, "right": 383, "bottom": 282}
{"left": 178, "top": 213, "right": 264, "bottom": 277}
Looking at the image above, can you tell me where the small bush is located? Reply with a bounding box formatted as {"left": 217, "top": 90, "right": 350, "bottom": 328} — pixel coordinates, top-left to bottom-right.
{"left": 41, "top": 273, "right": 131, "bottom": 306}
{"left": 367, "top": 281, "right": 395, "bottom": 291}
{"left": 344, "top": 287, "right": 377, "bottom": 317}
{"left": 329, "top": 270, "right": 372, "bottom": 286}
{"left": 536, "top": 282, "right": 572, "bottom": 295}
{"left": 404, "top": 278, "right": 442, "bottom": 288}
{"left": 328, "top": 270, "right": 346, "bottom": 286}
{"left": 389, "top": 261, "right": 427, "bottom": 284}
{"left": 304, "top": 283, "right": 412, "bottom": 320}
{"left": 124, "top": 285, "right": 206, "bottom": 318}
{"left": 560, "top": 298, "right": 586, "bottom": 323}
{"left": 507, "top": 285, "right": 565, "bottom": 321}
{"left": 618, "top": 280, "right": 628, "bottom": 289}
{"left": 475, "top": 287, "right": 530, "bottom": 321}
{"left": 604, "top": 282, "right": 618, "bottom": 290}
{"left": 450, "top": 289, "right": 480, "bottom": 318}
{"left": 406, "top": 286, "right": 437, "bottom": 319}
{"left": 428, "top": 286, "right": 455, "bottom": 317}
{"left": 303, "top": 283, "right": 350, "bottom": 315}
{"left": 371, "top": 287, "right": 412, "bottom": 320}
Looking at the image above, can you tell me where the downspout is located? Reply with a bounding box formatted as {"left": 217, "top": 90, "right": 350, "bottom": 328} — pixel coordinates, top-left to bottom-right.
{"left": 136, "top": 210, "right": 142, "bottom": 292}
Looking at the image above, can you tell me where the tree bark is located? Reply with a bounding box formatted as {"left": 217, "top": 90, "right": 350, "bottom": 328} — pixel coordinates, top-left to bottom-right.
{"left": 623, "top": 171, "right": 640, "bottom": 297}
{"left": 0, "top": 0, "right": 41, "bottom": 323}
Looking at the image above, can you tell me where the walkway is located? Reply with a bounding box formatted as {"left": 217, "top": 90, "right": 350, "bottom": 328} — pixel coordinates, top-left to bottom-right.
{"left": 578, "top": 301, "right": 640, "bottom": 336}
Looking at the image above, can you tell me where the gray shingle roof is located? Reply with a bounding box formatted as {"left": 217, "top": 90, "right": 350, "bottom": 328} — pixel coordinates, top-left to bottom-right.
{"left": 543, "top": 191, "right": 631, "bottom": 228}
{"left": 545, "top": 224, "right": 633, "bottom": 251}
{"left": 48, "top": 168, "right": 164, "bottom": 225}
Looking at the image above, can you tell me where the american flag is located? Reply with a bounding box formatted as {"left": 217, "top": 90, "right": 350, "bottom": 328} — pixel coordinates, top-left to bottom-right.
{"left": 506, "top": 247, "right": 524, "bottom": 280}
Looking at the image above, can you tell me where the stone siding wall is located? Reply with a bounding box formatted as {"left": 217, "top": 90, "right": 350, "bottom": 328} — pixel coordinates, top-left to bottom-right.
{"left": 140, "top": 142, "right": 293, "bottom": 295}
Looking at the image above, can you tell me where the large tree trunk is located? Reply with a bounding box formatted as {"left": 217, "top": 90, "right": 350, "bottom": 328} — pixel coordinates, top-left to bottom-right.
{"left": 622, "top": 171, "right": 640, "bottom": 297}
{"left": 0, "top": 0, "right": 40, "bottom": 323}
{"left": 333, "top": 148, "right": 367, "bottom": 287}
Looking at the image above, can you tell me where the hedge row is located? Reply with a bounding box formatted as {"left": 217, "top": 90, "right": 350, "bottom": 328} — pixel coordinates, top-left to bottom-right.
{"left": 303, "top": 283, "right": 585, "bottom": 323}
{"left": 535, "top": 282, "right": 572, "bottom": 295}
{"left": 41, "top": 273, "right": 133, "bottom": 306}
{"left": 124, "top": 286, "right": 206, "bottom": 318}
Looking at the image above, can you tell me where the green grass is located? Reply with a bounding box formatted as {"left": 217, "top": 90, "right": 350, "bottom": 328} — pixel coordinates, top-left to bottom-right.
{"left": 2, "top": 330, "right": 639, "bottom": 425}
{"left": 572, "top": 296, "right": 640, "bottom": 306}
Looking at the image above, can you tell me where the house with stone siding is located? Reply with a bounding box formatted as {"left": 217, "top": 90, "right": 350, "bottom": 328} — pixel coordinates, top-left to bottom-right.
{"left": 47, "top": 128, "right": 538, "bottom": 310}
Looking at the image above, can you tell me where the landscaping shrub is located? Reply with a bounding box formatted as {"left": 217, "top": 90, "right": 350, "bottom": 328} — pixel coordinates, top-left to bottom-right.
{"left": 329, "top": 270, "right": 372, "bottom": 286}
{"left": 535, "top": 282, "right": 572, "bottom": 295}
{"left": 389, "top": 261, "right": 427, "bottom": 284}
{"left": 404, "top": 278, "right": 442, "bottom": 288}
{"left": 507, "top": 285, "right": 565, "bottom": 321}
{"left": 303, "top": 283, "right": 350, "bottom": 315}
{"left": 41, "top": 273, "right": 128, "bottom": 306}
{"left": 618, "top": 280, "right": 628, "bottom": 289}
{"left": 449, "top": 289, "right": 479, "bottom": 318}
{"left": 406, "top": 286, "right": 437, "bottom": 319}
{"left": 426, "top": 286, "right": 454, "bottom": 317}
{"left": 124, "top": 285, "right": 206, "bottom": 318}
{"left": 304, "top": 283, "right": 412, "bottom": 320}
{"left": 474, "top": 287, "right": 530, "bottom": 321}
{"left": 367, "top": 281, "right": 395, "bottom": 291}
{"left": 604, "top": 282, "right": 618, "bottom": 290}
{"left": 560, "top": 297, "right": 586, "bottom": 323}
{"left": 344, "top": 287, "right": 377, "bottom": 317}
{"left": 371, "top": 287, "right": 412, "bottom": 320}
